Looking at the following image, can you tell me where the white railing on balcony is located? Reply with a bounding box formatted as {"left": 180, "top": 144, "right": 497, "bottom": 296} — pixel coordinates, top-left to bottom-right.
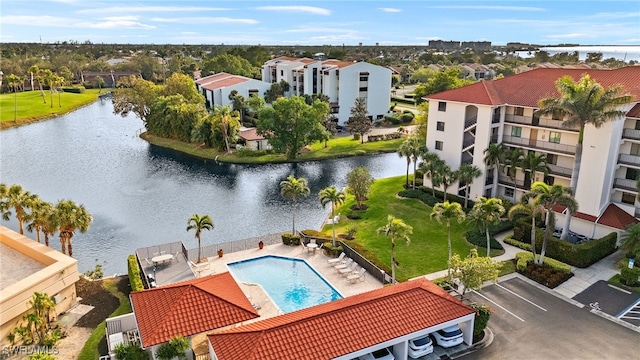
{"left": 619, "top": 153, "right": 640, "bottom": 167}
{"left": 623, "top": 128, "right": 640, "bottom": 140}
{"left": 498, "top": 175, "right": 526, "bottom": 189}
{"left": 548, "top": 164, "right": 573, "bottom": 178}
{"left": 504, "top": 115, "right": 578, "bottom": 131}
{"left": 503, "top": 135, "right": 576, "bottom": 154}
{"left": 464, "top": 116, "right": 477, "bottom": 130}
{"left": 613, "top": 178, "right": 638, "bottom": 192}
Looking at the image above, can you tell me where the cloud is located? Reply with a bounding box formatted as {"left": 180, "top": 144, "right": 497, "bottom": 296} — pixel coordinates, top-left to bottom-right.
{"left": 430, "top": 5, "right": 545, "bottom": 11}
{"left": 379, "top": 8, "right": 401, "bottom": 13}
{"left": 84, "top": 16, "right": 156, "bottom": 29}
{"left": 152, "top": 17, "right": 258, "bottom": 24}
{"left": 255, "top": 6, "right": 330, "bottom": 16}
{"left": 77, "top": 6, "right": 232, "bottom": 14}
{"left": 0, "top": 15, "right": 155, "bottom": 29}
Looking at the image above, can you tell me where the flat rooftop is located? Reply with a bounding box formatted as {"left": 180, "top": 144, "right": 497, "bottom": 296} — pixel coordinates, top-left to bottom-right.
{"left": 0, "top": 242, "right": 46, "bottom": 291}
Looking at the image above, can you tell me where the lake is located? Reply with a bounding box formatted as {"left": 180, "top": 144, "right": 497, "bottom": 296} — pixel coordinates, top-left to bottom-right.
{"left": 0, "top": 100, "right": 406, "bottom": 275}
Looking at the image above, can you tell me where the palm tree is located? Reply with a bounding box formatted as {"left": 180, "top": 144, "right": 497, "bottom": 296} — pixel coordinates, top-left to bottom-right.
{"left": 468, "top": 197, "right": 505, "bottom": 256}
{"left": 508, "top": 196, "right": 546, "bottom": 264}
{"left": 212, "top": 105, "right": 239, "bottom": 154}
{"left": 0, "top": 184, "right": 9, "bottom": 220}
{"left": 457, "top": 163, "right": 482, "bottom": 208}
{"left": 3, "top": 184, "right": 39, "bottom": 234}
{"left": 280, "top": 175, "right": 310, "bottom": 234}
{"left": 418, "top": 152, "right": 441, "bottom": 197}
{"left": 42, "top": 69, "right": 55, "bottom": 108}
{"left": 521, "top": 152, "right": 550, "bottom": 189}
{"left": 505, "top": 147, "right": 524, "bottom": 185}
{"left": 620, "top": 223, "right": 640, "bottom": 259}
{"left": 6, "top": 74, "right": 23, "bottom": 123}
{"left": 319, "top": 186, "right": 346, "bottom": 247}
{"left": 430, "top": 201, "right": 466, "bottom": 278}
{"left": 26, "top": 199, "right": 55, "bottom": 245}
{"left": 54, "top": 74, "right": 65, "bottom": 108}
{"left": 529, "top": 182, "right": 578, "bottom": 263}
{"left": 536, "top": 74, "right": 632, "bottom": 239}
{"left": 28, "top": 65, "right": 46, "bottom": 103}
{"left": 187, "top": 214, "right": 214, "bottom": 263}
{"left": 94, "top": 76, "right": 105, "bottom": 93}
{"left": 408, "top": 137, "right": 425, "bottom": 189}
{"left": 397, "top": 138, "right": 414, "bottom": 188}
{"left": 377, "top": 215, "right": 412, "bottom": 284}
{"left": 435, "top": 161, "right": 456, "bottom": 201}
{"left": 483, "top": 143, "right": 508, "bottom": 197}
{"left": 52, "top": 200, "right": 93, "bottom": 257}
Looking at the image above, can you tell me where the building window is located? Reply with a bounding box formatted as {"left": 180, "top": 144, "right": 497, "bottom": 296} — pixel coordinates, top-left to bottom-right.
{"left": 511, "top": 127, "right": 522, "bottom": 137}
{"left": 632, "top": 143, "right": 640, "bottom": 156}
{"left": 548, "top": 131, "right": 561, "bottom": 143}
{"left": 438, "top": 102, "right": 447, "bottom": 112}
{"left": 359, "top": 87, "right": 368, "bottom": 92}
{"left": 505, "top": 188, "right": 514, "bottom": 198}
{"left": 359, "top": 76, "right": 368, "bottom": 81}
{"left": 435, "top": 141, "right": 443, "bottom": 150}
{"left": 514, "top": 107, "right": 524, "bottom": 116}
{"left": 622, "top": 192, "right": 636, "bottom": 205}
{"left": 280, "top": 70, "right": 284, "bottom": 76}
{"left": 626, "top": 168, "right": 639, "bottom": 180}
{"left": 437, "top": 121, "right": 445, "bottom": 131}
{"left": 546, "top": 153, "right": 557, "bottom": 165}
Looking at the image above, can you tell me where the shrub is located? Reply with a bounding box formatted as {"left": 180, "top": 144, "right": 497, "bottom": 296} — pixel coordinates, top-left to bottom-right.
{"left": 353, "top": 133, "right": 361, "bottom": 140}
{"left": 400, "top": 113, "right": 415, "bottom": 124}
{"left": 346, "top": 212, "right": 362, "bottom": 220}
{"left": 300, "top": 229, "right": 326, "bottom": 238}
{"left": 620, "top": 266, "right": 640, "bottom": 286}
{"left": 504, "top": 235, "right": 532, "bottom": 251}
{"left": 354, "top": 149, "right": 366, "bottom": 156}
{"left": 281, "top": 232, "right": 301, "bottom": 246}
{"left": 519, "top": 261, "right": 572, "bottom": 288}
{"left": 515, "top": 252, "right": 571, "bottom": 273}
{"left": 127, "top": 255, "right": 144, "bottom": 292}
{"left": 465, "top": 230, "right": 504, "bottom": 251}
{"left": 60, "top": 86, "right": 85, "bottom": 93}
{"left": 385, "top": 115, "right": 401, "bottom": 125}
{"left": 344, "top": 241, "right": 392, "bottom": 276}
{"left": 323, "top": 244, "right": 343, "bottom": 258}
{"left": 471, "top": 303, "right": 492, "bottom": 336}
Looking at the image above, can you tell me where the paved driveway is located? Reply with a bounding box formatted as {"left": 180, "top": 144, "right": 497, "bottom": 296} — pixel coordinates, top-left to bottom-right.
{"left": 462, "top": 276, "right": 639, "bottom": 360}
{"left": 573, "top": 280, "right": 640, "bottom": 327}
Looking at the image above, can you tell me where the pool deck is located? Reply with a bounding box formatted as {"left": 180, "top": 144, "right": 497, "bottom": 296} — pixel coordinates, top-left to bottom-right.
{"left": 194, "top": 242, "right": 384, "bottom": 320}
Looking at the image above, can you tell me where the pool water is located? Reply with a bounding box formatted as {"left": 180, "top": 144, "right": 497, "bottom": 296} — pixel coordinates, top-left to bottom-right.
{"left": 228, "top": 255, "right": 343, "bottom": 313}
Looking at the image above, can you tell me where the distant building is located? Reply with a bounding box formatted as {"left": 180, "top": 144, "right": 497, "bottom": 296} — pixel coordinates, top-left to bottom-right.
{"left": 195, "top": 72, "right": 271, "bottom": 109}
{"left": 80, "top": 71, "right": 140, "bottom": 88}
{"left": 428, "top": 40, "right": 461, "bottom": 50}
{"left": 461, "top": 41, "right": 492, "bottom": 51}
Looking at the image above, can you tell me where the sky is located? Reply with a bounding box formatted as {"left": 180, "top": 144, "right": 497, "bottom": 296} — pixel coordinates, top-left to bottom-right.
{"left": 1, "top": 0, "right": 639, "bottom": 46}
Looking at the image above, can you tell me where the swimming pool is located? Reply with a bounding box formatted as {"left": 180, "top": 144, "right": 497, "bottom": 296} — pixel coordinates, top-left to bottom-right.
{"left": 228, "top": 255, "right": 343, "bottom": 313}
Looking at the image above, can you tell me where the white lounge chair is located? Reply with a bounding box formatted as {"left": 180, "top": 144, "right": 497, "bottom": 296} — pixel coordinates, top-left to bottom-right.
{"left": 327, "top": 252, "right": 346, "bottom": 265}
{"left": 347, "top": 268, "right": 367, "bottom": 283}
{"left": 339, "top": 263, "right": 359, "bottom": 276}
{"left": 334, "top": 258, "right": 354, "bottom": 272}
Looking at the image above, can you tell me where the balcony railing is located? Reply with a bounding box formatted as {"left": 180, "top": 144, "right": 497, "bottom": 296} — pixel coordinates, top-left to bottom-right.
{"left": 623, "top": 128, "right": 640, "bottom": 140}
{"left": 464, "top": 117, "right": 477, "bottom": 130}
{"left": 462, "top": 139, "right": 475, "bottom": 150}
{"left": 498, "top": 175, "right": 527, "bottom": 190}
{"left": 614, "top": 178, "right": 638, "bottom": 192}
{"left": 618, "top": 153, "right": 640, "bottom": 167}
{"left": 485, "top": 176, "right": 494, "bottom": 186}
{"left": 490, "top": 135, "right": 499, "bottom": 144}
{"left": 503, "top": 135, "right": 576, "bottom": 154}
{"left": 504, "top": 115, "right": 578, "bottom": 131}
{"left": 548, "top": 164, "right": 573, "bottom": 178}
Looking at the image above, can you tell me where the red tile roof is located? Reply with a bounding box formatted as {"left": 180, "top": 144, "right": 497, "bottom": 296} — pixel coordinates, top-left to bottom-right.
{"left": 195, "top": 72, "right": 232, "bottom": 85}
{"left": 628, "top": 103, "right": 640, "bottom": 119}
{"left": 426, "top": 67, "right": 640, "bottom": 107}
{"left": 131, "top": 272, "right": 259, "bottom": 348}
{"left": 200, "top": 76, "right": 248, "bottom": 91}
{"left": 207, "top": 278, "right": 474, "bottom": 360}
{"left": 239, "top": 127, "right": 265, "bottom": 141}
{"left": 597, "top": 203, "right": 639, "bottom": 229}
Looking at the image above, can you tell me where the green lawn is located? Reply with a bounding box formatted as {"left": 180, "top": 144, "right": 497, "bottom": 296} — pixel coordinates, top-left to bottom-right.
{"left": 141, "top": 132, "right": 404, "bottom": 164}
{"left": 321, "top": 176, "right": 475, "bottom": 282}
{"left": 0, "top": 89, "right": 103, "bottom": 128}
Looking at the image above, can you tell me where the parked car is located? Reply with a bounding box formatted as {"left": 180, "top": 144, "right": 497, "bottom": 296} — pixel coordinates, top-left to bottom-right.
{"left": 408, "top": 334, "right": 434, "bottom": 358}
{"left": 431, "top": 325, "right": 464, "bottom": 348}
{"left": 359, "top": 347, "right": 395, "bottom": 360}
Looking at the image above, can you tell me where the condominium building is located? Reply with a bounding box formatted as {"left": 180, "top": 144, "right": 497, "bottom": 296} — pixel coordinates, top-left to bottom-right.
{"left": 195, "top": 72, "right": 271, "bottom": 109}
{"left": 425, "top": 67, "right": 640, "bottom": 238}
{"left": 261, "top": 57, "right": 391, "bottom": 124}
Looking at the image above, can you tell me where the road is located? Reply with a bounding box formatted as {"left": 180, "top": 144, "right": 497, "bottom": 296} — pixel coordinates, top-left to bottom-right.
{"left": 463, "top": 276, "right": 639, "bottom": 360}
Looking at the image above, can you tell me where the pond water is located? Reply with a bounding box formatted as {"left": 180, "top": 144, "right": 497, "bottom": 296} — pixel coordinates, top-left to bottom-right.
{"left": 0, "top": 100, "right": 406, "bottom": 274}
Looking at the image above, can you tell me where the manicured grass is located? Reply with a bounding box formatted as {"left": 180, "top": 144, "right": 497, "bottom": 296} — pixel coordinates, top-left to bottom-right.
{"left": 608, "top": 274, "right": 640, "bottom": 294}
{"left": 141, "top": 132, "right": 405, "bottom": 164}
{"left": 498, "top": 259, "right": 516, "bottom": 277}
{"left": 0, "top": 89, "right": 103, "bottom": 129}
{"left": 321, "top": 176, "right": 474, "bottom": 282}
{"left": 78, "top": 277, "right": 132, "bottom": 360}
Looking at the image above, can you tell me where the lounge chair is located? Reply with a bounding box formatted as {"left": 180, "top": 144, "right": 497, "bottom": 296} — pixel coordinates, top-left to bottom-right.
{"left": 327, "top": 252, "right": 346, "bottom": 265}
{"left": 334, "top": 258, "right": 354, "bottom": 272}
{"left": 347, "top": 268, "right": 367, "bottom": 283}
{"left": 339, "top": 263, "right": 359, "bottom": 276}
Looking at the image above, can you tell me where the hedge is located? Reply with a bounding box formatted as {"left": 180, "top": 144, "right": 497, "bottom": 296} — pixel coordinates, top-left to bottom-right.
{"left": 390, "top": 96, "right": 416, "bottom": 105}
{"left": 127, "top": 255, "right": 144, "bottom": 292}
{"left": 281, "top": 232, "right": 301, "bottom": 246}
{"left": 465, "top": 230, "right": 504, "bottom": 251}
{"left": 515, "top": 252, "right": 571, "bottom": 273}
{"left": 60, "top": 86, "right": 85, "bottom": 93}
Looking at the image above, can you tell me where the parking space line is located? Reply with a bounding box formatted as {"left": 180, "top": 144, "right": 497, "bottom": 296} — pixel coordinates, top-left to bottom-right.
{"left": 472, "top": 290, "right": 525, "bottom": 322}
{"left": 616, "top": 298, "right": 640, "bottom": 319}
{"left": 496, "top": 283, "right": 547, "bottom": 312}
{"left": 607, "top": 284, "right": 632, "bottom": 294}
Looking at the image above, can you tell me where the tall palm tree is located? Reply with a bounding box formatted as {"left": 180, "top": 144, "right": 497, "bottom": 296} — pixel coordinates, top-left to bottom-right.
{"left": 26, "top": 199, "right": 55, "bottom": 245}
{"left": 430, "top": 201, "right": 466, "bottom": 278}
{"left": 6, "top": 74, "right": 23, "bottom": 123}
{"left": 280, "top": 175, "right": 310, "bottom": 234}
{"left": 28, "top": 65, "right": 46, "bottom": 103}
{"left": 187, "top": 214, "right": 214, "bottom": 263}
{"left": 0, "top": 184, "right": 9, "bottom": 220}
{"left": 620, "top": 223, "right": 640, "bottom": 259}
{"left": 483, "top": 143, "right": 508, "bottom": 197}
{"left": 377, "top": 215, "right": 412, "bottom": 284}
{"left": 397, "top": 136, "right": 424, "bottom": 189}
{"left": 397, "top": 138, "right": 414, "bottom": 188}
{"left": 319, "top": 186, "right": 346, "bottom": 247}
{"left": 457, "top": 163, "right": 482, "bottom": 208}
{"left": 508, "top": 196, "right": 546, "bottom": 264}
{"left": 468, "top": 197, "right": 505, "bottom": 256}
{"left": 3, "top": 184, "right": 39, "bottom": 234}
{"left": 536, "top": 74, "right": 632, "bottom": 239}
{"left": 52, "top": 200, "right": 93, "bottom": 257}
{"left": 521, "top": 152, "right": 550, "bottom": 189}
{"left": 530, "top": 182, "right": 578, "bottom": 263}
{"left": 212, "top": 105, "right": 239, "bottom": 154}
{"left": 42, "top": 69, "right": 55, "bottom": 108}
{"left": 505, "top": 147, "right": 525, "bottom": 185}
{"left": 436, "top": 161, "right": 456, "bottom": 201}
{"left": 418, "top": 151, "right": 441, "bottom": 197}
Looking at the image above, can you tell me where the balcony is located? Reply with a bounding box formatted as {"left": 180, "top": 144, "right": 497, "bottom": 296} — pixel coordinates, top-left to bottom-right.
{"left": 503, "top": 135, "right": 576, "bottom": 155}
{"left": 548, "top": 164, "right": 573, "bottom": 178}
{"left": 462, "top": 139, "right": 475, "bottom": 152}
{"left": 464, "top": 117, "right": 477, "bottom": 130}
{"left": 618, "top": 153, "right": 640, "bottom": 167}
{"left": 498, "top": 175, "right": 528, "bottom": 190}
{"left": 623, "top": 128, "right": 640, "bottom": 141}
{"left": 614, "top": 178, "right": 638, "bottom": 192}
{"left": 504, "top": 115, "right": 578, "bottom": 131}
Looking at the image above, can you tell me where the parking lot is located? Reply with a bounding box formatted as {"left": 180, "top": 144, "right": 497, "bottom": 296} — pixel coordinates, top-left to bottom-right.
{"left": 462, "top": 276, "right": 639, "bottom": 359}
{"left": 573, "top": 280, "right": 640, "bottom": 327}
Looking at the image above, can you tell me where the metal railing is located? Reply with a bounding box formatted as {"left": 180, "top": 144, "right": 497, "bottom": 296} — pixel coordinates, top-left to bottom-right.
{"left": 613, "top": 178, "right": 638, "bottom": 192}
{"left": 548, "top": 164, "right": 573, "bottom": 178}
{"left": 623, "top": 128, "right": 640, "bottom": 140}
{"left": 504, "top": 114, "right": 532, "bottom": 125}
{"left": 339, "top": 241, "right": 389, "bottom": 284}
{"left": 498, "top": 175, "right": 527, "bottom": 189}
{"left": 503, "top": 135, "right": 576, "bottom": 154}
{"left": 186, "top": 233, "right": 284, "bottom": 260}
{"left": 618, "top": 153, "right": 640, "bottom": 167}
{"left": 464, "top": 116, "right": 477, "bottom": 130}
{"left": 504, "top": 114, "right": 578, "bottom": 131}
{"left": 462, "top": 139, "right": 475, "bottom": 150}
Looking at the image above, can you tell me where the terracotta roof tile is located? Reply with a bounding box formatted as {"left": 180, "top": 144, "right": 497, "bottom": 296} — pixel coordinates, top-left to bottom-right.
{"left": 200, "top": 75, "right": 249, "bottom": 91}
{"left": 239, "top": 127, "right": 265, "bottom": 141}
{"left": 131, "top": 272, "right": 259, "bottom": 348}
{"left": 207, "top": 278, "right": 474, "bottom": 360}
{"left": 597, "top": 203, "right": 639, "bottom": 229}
{"left": 628, "top": 103, "right": 640, "bottom": 118}
{"left": 426, "top": 66, "right": 640, "bottom": 107}
{"left": 194, "top": 72, "right": 232, "bottom": 85}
